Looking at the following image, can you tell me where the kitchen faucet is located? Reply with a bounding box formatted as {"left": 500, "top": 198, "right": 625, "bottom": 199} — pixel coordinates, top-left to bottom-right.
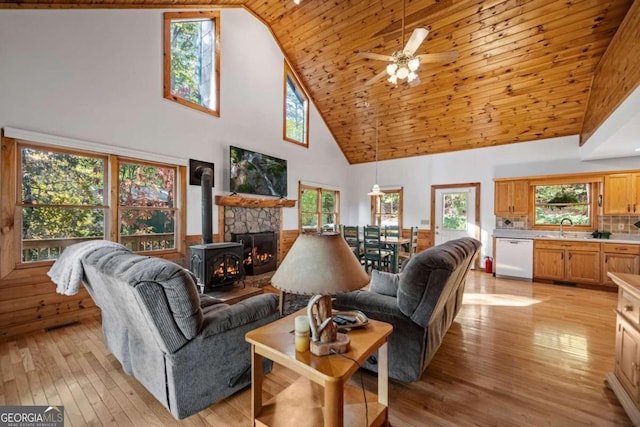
{"left": 559, "top": 218, "right": 573, "bottom": 237}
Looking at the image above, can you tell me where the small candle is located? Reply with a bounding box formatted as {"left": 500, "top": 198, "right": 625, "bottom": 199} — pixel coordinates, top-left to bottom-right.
{"left": 294, "top": 315, "right": 310, "bottom": 352}
{"left": 295, "top": 315, "right": 310, "bottom": 332}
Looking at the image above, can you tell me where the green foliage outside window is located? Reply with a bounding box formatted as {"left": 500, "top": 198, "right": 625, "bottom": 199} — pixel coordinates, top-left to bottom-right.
{"left": 285, "top": 76, "right": 306, "bottom": 143}
{"left": 300, "top": 187, "right": 338, "bottom": 231}
{"left": 170, "top": 18, "right": 214, "bottom": 109}
{"left": 443, "top": 193, "right": 467, "bottom": 230}
{"left": 20, "top": 147, "right": 106, "bottom": 262}
{"left": 300, "top": 189, "right": 318, "bottom": 230}
{"left": 19, "top": 146, "right": 180, "bottom": 262}
{"left": 534, "top": 183, "right": 590, "bottom": 225}
{"left": 21, "top": 147, "right": 105, "bottom": 242}
{"left": 374, "top": 193, "right": 400, "bottom": 226}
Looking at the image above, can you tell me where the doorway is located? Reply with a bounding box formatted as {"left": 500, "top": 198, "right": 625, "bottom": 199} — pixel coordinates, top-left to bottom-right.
{"left": 431, "top": 183, "right": 480, "bottom": 269}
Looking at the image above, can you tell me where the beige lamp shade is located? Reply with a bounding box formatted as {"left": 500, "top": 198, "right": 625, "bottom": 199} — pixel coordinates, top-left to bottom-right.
{"left": 271, "top": 233, "right": 369, "bottom": 295}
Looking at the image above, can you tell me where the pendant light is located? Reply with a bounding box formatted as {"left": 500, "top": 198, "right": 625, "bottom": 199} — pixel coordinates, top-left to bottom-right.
{"left": 368, "top": 109, "right": 384, "bottom": 196}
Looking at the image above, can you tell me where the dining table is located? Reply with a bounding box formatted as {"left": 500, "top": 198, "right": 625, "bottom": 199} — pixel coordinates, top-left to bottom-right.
{"left": 380, "top": 236, "right": 410, "bottom": 273}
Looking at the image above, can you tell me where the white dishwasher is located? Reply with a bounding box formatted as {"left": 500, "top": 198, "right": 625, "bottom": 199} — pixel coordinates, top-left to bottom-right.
{"left": 495, "top": 238, "right": 533, "bottom": 280}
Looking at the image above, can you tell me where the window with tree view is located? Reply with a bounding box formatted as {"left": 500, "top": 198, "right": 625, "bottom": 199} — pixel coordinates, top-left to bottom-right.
{"left": 534, "top": 183, "right": 592, "bottom": 227}
{"left": 164, "top": 12, "right": 219, "bottom": 116}
{"left": 20, "top": 145, "right": 107, "bottom": 262}
{"left": 119, "top": 161, "right": 177, "bottom": 251}
{"left": 6, "top": 137, "right": 185, "bottom": 269}
{"left": 300, "top": 185, "right": 339, "bottom": 232}
{"left": 371, "top": 189, "right": 402, "bottom": 229}
{"left": 284, "top": 63, "right": 309, "bottom": 146}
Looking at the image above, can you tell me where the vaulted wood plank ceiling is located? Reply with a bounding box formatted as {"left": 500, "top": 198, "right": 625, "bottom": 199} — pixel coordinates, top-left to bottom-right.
{"left": 1, "top": 0, "right": 635, "bottom": 164}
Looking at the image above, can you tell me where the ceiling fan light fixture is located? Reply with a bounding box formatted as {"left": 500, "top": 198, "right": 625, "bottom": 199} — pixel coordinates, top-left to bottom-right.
{"left": 407, "top": 71, "right": 418, "bottom": 82}
{"left": 386, "top": 63, "right": 398, "bottom": 76}
{"left": 408, "top": 57, "right": 420, "bottom": 71}
{"left": 388, "top": 74, "right": 398, "bottom": 84}
{"left": 396, "top": 66, "right": 409, "bottom": 79}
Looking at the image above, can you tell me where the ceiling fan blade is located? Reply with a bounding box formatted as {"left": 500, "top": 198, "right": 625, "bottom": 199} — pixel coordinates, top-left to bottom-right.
{"left": 365, "top": 69, "right": 389, "bottom": 86}
{"left": 404, "top": 28, "right": 429, "bottom": 54}
{"left": 417, "top": 51, "right": 459, "bottom": 63}
{"left": 357, "top": 52, "right": 393, "bottom": 62}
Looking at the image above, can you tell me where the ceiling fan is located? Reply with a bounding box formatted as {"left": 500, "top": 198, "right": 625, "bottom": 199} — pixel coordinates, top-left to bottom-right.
{"left": 358, "top": 0, "right": 459, "bottom": 87}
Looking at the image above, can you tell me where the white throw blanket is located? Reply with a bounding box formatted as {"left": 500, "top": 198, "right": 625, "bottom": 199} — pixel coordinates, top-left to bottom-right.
{"left": 47, "top": 240, "right": 127, "bottom": 295}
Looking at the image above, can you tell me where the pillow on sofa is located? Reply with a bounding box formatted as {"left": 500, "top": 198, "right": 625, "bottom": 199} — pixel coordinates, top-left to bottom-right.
{"left": 369, "top": 269, "right": 401, "bottom": 297}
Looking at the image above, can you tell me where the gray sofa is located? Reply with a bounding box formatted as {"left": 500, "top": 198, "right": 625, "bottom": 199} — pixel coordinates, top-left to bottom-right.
{"left": 71, "top": 242, "right": 279, "bottom": 419}
{"left": 334, "top": 237, "right": 481, "bottom": 382}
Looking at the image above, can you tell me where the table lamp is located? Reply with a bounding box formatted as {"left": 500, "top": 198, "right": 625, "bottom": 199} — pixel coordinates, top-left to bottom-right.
{"left": 271, "top": 232, "right": 370, "bottom": 356}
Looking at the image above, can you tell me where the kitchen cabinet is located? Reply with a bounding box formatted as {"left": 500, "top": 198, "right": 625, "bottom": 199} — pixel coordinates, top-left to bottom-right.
{"left": 607, "top": 273, "right": 640, "bottom": 425}
{"left": 495, "top": 180, "right": 529, "bottom": 215}
{"left": 533, "top": 245, "right": 564, "bottom": 281}
{"left": 533, "top": 240, "right": 601, "bottom": 285}
{"left": 604, "top": 173, "right": 640, "bottom": 215}
{"left": 602, "top": 244, "right": 640, "bottom": 287}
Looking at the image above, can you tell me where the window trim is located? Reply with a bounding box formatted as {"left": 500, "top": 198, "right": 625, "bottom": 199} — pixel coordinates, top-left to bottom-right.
{"left": 163, "top": 11, "right": 221, "bottom": 117}
{"left": 298, "top": 183, "right": 340, "bottom": 233}
{"left": 370, "top": 188, "right": 403, "bottom": 230}
{"left": 283, "top": 61, "right": 309, "bottom": 147}
{"left": 1, "top": 135, "right": 187, "bottom": 279}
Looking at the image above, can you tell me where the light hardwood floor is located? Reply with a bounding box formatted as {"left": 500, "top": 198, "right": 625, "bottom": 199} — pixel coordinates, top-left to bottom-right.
{"left": 0, "top": 271, "right": 633, "bottom": 426}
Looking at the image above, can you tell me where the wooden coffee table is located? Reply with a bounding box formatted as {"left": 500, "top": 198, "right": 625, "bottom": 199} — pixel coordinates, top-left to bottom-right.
{"left": 245, "top": 309, "right": 393, "bottom": 427}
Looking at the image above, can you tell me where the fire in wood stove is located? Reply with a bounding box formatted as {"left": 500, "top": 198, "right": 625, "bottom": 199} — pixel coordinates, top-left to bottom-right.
{"left": 190, "top": 242, "right": 245, "bottom": 293}
{"left": 232, "top": 231, "right": 278, "bottom": 276}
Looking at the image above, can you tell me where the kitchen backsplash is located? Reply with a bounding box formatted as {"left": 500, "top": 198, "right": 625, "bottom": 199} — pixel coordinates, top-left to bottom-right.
{"left": 495, "top": 215, "right": 640, "bottom": 235}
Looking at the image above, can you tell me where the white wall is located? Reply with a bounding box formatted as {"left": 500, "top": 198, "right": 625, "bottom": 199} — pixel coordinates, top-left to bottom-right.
{"left": 0, "top": 9, "right": 350, "bottom": 234}
{"left": 345, "top": 136, "right": 640, "bottom": 260}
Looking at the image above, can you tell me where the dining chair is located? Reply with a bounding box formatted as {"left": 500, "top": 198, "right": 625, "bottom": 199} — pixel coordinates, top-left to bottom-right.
{"left": 398, "top": 226, "right": 419, "bottom": 268}
{"left": 363, "top": 226, "right": 391, "bottom": 272}
{"left": 383, "top": 225, "right": 400, "bottom": 239}
{"left": 382, "top": 224, "right": 400, "bottom": 252}
{"left": 342, "top": 225, "right": 363, "bottom": 263}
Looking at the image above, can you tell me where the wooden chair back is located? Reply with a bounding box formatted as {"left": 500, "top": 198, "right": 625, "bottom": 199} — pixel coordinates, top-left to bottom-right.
{"left": 363, "top": 226, "right": 390, "bottom": 271}
{"left": 342, "top": 225, "right": 362, "bottom": 261}
{"left": 408, "top": 226, "right": 419, "bottom": 256}
{"left": 383, "top": 225, "right": 400, "bottom": 239}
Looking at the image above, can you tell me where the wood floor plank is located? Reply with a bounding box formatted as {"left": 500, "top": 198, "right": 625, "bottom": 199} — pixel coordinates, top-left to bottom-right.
{"left": 105, "top": 366, "right": 169, "bottom": 427}
{"left": 13, "top": 361, "right": 33, "bottom": 406}
{"left": 51, "top": 376, "right": 83, "bottom": 427}
{"left": 0, "top": 271, "right": 633, "bottom": 426}
{"left": 2, "top": 379, "right": 19, "bottom": 406}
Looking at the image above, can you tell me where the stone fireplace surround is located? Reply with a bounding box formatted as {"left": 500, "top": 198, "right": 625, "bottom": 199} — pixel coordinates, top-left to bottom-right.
{"left": 213, "top": 194, "right": 296, "bottom": 285}
{"left": 222, "top": 207, "right": 280, "bottom": 242}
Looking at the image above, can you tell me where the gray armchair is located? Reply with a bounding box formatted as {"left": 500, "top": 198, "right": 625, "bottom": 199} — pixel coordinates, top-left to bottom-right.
{"left": 74, "top": 242, "right": 279, "bottom": 419}
{"left": 334, "top": 237, "right": 480, "bottom": 382}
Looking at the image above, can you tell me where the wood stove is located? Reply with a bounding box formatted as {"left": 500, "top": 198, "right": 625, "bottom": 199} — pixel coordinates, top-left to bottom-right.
{"left": 190, "top": 242, "right": 245, "bottom": 293}
{"left": 232, "top": 231, "right": 278, "bottom": 275}
{"left": 189, "top": 164, "right": 246, "bottom": 293}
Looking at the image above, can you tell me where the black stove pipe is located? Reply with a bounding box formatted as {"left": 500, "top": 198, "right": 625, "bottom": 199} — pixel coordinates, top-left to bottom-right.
{"left": 197, "top": 166, "right": 214, "bottom": 244}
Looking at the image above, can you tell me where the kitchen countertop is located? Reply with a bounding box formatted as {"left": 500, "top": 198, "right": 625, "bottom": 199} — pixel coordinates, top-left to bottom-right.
{"left": 492, "top": 229, "right": 640, "bottom": 244}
